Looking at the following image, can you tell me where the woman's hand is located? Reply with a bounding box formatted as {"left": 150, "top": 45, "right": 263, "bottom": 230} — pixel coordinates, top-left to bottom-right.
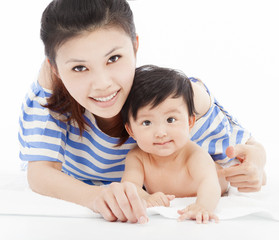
{"left": 144, "top": 192, "right": 175, "bottom": 208}
{"left": 177, "top": 203, "right": 219, "bottom": 224}
{"left": 91, "top": 182, "right": 148, "bottom": 224}
{"left": 38, "top": 59, "right": 53, "bottom": 89}
{"left": 220, "top": 138, "right": 266, "bottom": 192}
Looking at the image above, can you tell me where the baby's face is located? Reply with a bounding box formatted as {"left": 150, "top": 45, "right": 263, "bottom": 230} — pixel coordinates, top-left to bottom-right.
{"left": 127, "top": 97, "right": 195, "bottom": 156}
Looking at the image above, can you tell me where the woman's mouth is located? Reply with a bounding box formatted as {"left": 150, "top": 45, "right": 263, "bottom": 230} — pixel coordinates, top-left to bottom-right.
{"left": 92, "top": 91, "right": 119, "bottom": 102}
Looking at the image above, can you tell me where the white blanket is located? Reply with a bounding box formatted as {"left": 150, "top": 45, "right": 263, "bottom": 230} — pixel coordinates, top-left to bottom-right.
{"left": 1, "top": 173, "right": 278, "bottom": 221}
{"left": 147, "top": 187, "right": 279, "bottom": 221}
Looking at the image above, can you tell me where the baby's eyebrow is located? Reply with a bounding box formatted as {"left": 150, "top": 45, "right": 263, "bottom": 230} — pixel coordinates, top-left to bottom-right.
{"left": 164, "top": 109, "right": 182, "bottom": 115}
{"left": 136, "top": 113, "right": 151, "bottom": 120}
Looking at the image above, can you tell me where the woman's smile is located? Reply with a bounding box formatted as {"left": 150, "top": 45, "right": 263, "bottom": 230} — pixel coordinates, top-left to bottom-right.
{"left": 92, "top": 90, "right": 119, "bottom": 102}
{"left": 90, "top": 90, "right": 120, "bottom": 108}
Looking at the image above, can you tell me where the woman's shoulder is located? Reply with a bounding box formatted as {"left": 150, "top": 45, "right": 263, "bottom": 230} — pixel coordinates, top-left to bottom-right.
{"left": 20, "top": 80, "right": 68, "bottom": 131}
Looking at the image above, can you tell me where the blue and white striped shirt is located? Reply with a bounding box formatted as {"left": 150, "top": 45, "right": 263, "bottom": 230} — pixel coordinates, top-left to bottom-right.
{"left": 18, "top": 79, "right": 251, "bottom": 185}
{"left": 189, "top": 77, "right": 251, "bottom": 165}
{"left": 19, "top": 81, "right": 137, "bottom": 185}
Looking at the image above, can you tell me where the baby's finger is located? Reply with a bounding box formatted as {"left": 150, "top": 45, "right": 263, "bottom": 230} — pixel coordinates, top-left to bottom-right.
{"left": 177, "top": 206, "right": 189, "bottom": 215}
{"left": 209, "top": 213, "right": 219, "bottom": 223}
{"left": 178, "top": 212, "right": 190, "bottom": 221}
{"left": 160, "top": 194, "right": 174, "bottom": 207}
{"left": 178, "top": 209, "right": 196, "bottom": 222}
{"left": 196, "top": 212, "right": 203, "bottom": 224}
{"left": 202, "top": 212, "right": 209, "bottom": 224}
{"left": 167, "top": 195, "right": 175, "bottom": 201}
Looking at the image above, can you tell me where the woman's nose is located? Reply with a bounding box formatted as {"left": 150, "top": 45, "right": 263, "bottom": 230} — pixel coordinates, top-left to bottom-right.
{"left": 91, "top": 71, "right": 113, "bottom": 91}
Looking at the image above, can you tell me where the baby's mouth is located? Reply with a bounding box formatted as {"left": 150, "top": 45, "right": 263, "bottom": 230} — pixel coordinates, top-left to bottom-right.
{"left": 154, "top": 140, "right": 172, "bottom": 145}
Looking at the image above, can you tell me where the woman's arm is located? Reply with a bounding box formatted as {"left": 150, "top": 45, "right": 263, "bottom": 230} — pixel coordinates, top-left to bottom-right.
{"left": 192, "top": 81, "right": 266, "bottom": 192}
{"left": 27, "top": 161, "right": 148, "bottom": 223}
{"left": 191, "top": 80, "right": 211, "bottom": 120}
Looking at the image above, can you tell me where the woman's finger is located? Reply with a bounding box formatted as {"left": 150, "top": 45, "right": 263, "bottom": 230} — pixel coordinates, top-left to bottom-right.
{"left": 238, "top": 186, "right": 262, "bottom": 192}
{"left": 226, "top": 145, "right": 248, "bottom": 161}
{"left": 124, "top": 182, "right": 148, "bottom": 224}
{"left": 104, "top": 186, "right": 129, "bottom": 222}
{"left": 222, "top": 164, "right": 247, "bottom": 178}
{"left": 95, "top": 198, "right": 118, "bottom": 222}
{"left": 226, "top": 174, "right": 249, "bottom": 183}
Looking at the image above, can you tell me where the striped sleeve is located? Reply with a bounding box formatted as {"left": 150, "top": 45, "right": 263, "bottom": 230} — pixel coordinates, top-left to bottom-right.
{"left": 18, "top": 82, "right": 67, "bottom": 164}
{"left": 189, "top": 77, "right": 251, "bottom": 164}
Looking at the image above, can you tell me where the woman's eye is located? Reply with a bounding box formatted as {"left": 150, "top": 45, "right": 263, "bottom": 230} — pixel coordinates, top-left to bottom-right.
{"left": 142, "top": 120, "right": 151, "bottom": 126}
{"left": 72, "top": 65, "right": 87, "bottom": 72}
{"left": 167, "top": 117, "right": 176, "bottom": 123}
{"left": 108, "top": 55, "right": 120, "bottom": 64}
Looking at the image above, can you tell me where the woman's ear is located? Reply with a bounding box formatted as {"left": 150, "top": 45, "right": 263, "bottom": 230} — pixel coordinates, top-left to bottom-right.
{"left": 188, "top": 115, "right": 196, "bottom": 129}
{"left": 134, "top": 35, "right": 139, "bottom": 54}
{"left": 125, "top": 123, "right": 136, "bottom": 140}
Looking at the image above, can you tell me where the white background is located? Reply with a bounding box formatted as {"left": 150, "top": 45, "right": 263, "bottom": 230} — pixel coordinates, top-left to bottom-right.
{"left": 0, "top": 0, "right": 278, "bottom": 176}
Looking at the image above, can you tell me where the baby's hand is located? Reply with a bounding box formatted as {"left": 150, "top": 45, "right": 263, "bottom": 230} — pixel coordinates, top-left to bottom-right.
{"left": 177, "top": 203, "right": 219, "bottom": 224}
{"left": 145, "top": 192, "right": 175, "bottom": 207}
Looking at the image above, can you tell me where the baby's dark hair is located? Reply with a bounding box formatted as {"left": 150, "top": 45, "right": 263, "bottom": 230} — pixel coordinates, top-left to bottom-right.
{"left": 119, "top": 65, "right": 196, "bottom": 145}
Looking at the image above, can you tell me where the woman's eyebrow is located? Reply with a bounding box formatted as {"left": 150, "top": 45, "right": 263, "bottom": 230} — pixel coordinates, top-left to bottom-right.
{"left": 65, "top": 59, "right": 87, "bottom": 64}
{"left": 65, "top": 47, "right": 122, "bottom": 64}
{"left": 104, "top": 46, "right": 122, "bottom": 57}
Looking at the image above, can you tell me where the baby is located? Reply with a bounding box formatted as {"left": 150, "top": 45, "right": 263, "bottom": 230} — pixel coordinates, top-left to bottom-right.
{"left": 121, "top": 65, "right": 227, "bottom": 223}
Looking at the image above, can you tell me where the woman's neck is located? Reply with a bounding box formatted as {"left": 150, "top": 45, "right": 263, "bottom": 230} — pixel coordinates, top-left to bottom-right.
{"left": 94, "top": 114, "right": 124, "bottom": 138}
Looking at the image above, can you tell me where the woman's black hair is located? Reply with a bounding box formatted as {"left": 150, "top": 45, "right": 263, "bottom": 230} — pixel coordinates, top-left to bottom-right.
{"left": 40, "top": 0, "right": 136, "bottom": 135}
{"left": 119, "top": 65, "right": 197, "bottom": 145}
{"left": 41, "top": 0, "right": 136, "bottom": 65}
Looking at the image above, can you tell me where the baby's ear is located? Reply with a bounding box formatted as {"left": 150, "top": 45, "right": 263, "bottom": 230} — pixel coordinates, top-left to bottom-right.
{"left": 125, "top": 124, "right": 136, "bottom": 140}
{"left": 188, "top": 115, "right": 196, "bottom": 129}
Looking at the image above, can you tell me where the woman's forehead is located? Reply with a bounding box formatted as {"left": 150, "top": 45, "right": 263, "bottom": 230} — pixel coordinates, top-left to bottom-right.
{"left": 56, "top": 27, "right": 134, "bottom": 62}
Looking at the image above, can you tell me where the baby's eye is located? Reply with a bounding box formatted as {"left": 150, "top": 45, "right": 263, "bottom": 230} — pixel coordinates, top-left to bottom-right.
{"left": 72, "top": 65, "right": 87, "bottom": 72}
{"left": 142, "top": 120, "right": 151, "bottom": 126}
{"left": 108, "top": 55, "right": 120, "bottom": 64}
{"left": 167, "top": 117, "right": 176, "bottom": 123}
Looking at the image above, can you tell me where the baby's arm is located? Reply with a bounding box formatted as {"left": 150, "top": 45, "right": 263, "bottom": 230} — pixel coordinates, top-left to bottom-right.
{"left": 178, "top": 144, "right": 221, "bottom": 223}
{"left": 122, "top": 148, "right": 174, "bottom": 207}
{"left": 121, "top": 148, "right": 145, "bottom": 186}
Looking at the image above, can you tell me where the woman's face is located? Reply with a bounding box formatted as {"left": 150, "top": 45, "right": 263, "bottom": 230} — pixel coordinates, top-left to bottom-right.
{"left": 55, "top": 27, "right": 138, "bottom": 119}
